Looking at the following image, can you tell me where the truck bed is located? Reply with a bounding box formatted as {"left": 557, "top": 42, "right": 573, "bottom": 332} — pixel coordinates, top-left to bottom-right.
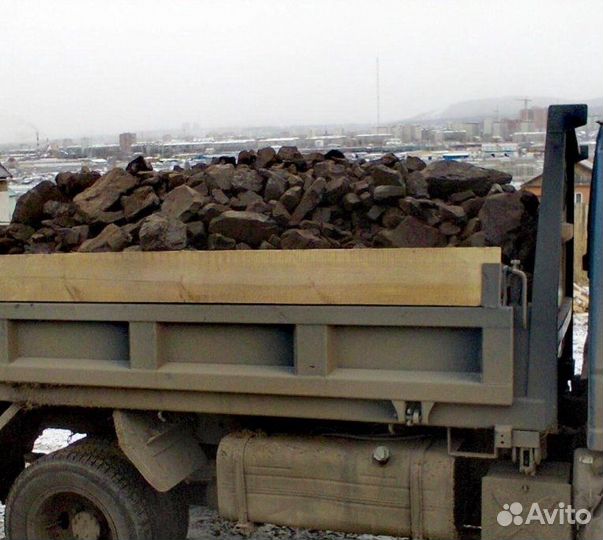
{"left": 0, "top": 247, "right": 499, "bottom": 306}
{"left": 0, "top": 246, "right": 541, "bottom": 432}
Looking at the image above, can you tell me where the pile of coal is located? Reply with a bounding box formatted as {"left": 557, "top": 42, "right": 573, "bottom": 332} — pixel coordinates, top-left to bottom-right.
{"left": 0, "top": 148, "right": 539, "bottom": 271}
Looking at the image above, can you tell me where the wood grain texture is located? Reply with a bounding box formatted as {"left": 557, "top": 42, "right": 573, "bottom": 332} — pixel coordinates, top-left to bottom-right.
{"left": 0, "top": 248, "right": 501, "bottom": 306}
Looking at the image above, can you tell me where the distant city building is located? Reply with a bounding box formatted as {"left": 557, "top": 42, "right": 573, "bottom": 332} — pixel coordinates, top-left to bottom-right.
{"left": 524, "top": 161, "right": 593, "bottom": 203}
{"left": 481, "top": 143, "right": 519, "bottom": 159}
{"left": 483, "top": 117, "right": 494, "bottom": 137}
{"left": 0, "top": 162, "right": 11, "bottom": 179}
{"left": 532, "top": 107, "right": 548, "bottom": 131}
{"left": 308, "top": 135, "right": 347, "bottom": 148}
{"left": 491, "top": 121, "right": 505, "bottom": 140}
{"left": 385, "top": 138, "right": 403, "bottom": 147}
{"left": 259, "top": 137, "right": 301, "bottom": 147}
{"left": 119, "top": 132, "right": 137, "bottom": 154}
{"left": 441, "top": 130, "right": 467, "bottom": 143}
{"left": 354, "top": 133, "right": 389, "bottom": 146}
{"left": 442, "top": 152, "right": 470, "bottom": 161}
{"left": 393, "top": 124, "right": 423, "bottom": 144}
{"left": 511, "top": 131, "right": 546, "bottom": 144}
{"left": 524, "top": 160, "right": 593, "bottom": 284}
{"left": 450, "top": 122, "right": 481, "bottom": 139}
{"left": 483, "top": 158, "right": 543, "bottom": 186}
{"left": 0, "top": 162, "right": 12, "bottom": 224}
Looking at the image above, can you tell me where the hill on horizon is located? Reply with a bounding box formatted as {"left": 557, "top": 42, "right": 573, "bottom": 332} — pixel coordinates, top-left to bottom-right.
{"left": 402, "top": 96, "right": 603, "bottom": 124}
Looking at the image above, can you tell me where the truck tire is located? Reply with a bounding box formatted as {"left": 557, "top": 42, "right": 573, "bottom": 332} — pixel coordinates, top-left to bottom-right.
{"left": 67, "top": 437, "right": 190, "bottom": 539}
{"left": 157, "top": 487, "right": 190, "bottom": 540}
{"left": 4, "top": 442, "right": 155, "bottom": 540}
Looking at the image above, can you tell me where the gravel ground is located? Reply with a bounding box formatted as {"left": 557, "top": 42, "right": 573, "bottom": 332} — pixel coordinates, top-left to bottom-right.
{"left": 0, "top": 317, "right": 591, "bottom": 539}
{"left": 187, "top": 507, "right": 400, "bottom": 540}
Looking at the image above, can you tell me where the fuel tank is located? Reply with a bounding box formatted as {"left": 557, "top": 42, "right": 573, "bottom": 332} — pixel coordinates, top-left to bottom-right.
{"left": 217, "top": 432, "right": 457, "bottom": 539}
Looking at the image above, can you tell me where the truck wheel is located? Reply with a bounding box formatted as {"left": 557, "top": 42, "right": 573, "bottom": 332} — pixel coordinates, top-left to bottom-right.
{"left": 69, "top": 437, "right": 190, "bottom": 539}
{"left": 4, "top": 443, "right": 155, "bottom": 540}
{"left": 157, "top": 488, "right": 190, "bottom": 540}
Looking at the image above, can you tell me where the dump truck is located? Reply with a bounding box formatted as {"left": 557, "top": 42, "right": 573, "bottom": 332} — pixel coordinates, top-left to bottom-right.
{"left": 0, "top": 104, "right": 601, "bottom": 540}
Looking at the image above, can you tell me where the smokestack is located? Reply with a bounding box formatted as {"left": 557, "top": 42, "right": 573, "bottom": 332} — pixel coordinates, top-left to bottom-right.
{"left": 376, "top": 56, "right": 381, "bottom": 133}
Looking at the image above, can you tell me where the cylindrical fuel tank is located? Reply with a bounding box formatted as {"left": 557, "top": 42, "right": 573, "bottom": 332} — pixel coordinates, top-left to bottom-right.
{"left": 217, "top": 432, "right": 457, "bottom": 539}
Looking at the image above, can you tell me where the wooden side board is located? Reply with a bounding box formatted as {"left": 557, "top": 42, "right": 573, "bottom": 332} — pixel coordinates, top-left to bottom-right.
{"left": 0, "top": 247, "right": 501, "bottom": 306}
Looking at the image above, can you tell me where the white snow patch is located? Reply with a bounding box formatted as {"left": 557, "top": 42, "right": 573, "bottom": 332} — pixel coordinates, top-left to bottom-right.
{"left": 33, "top": 429, "right": 85, "bottom": 455}
{"left": 574, "top": 313, "right": 589, "bottom": 376}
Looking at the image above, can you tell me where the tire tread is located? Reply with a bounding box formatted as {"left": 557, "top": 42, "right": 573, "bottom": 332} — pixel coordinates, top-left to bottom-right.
{"left": 5, "top": 438, "right": 155, "bottom": 540}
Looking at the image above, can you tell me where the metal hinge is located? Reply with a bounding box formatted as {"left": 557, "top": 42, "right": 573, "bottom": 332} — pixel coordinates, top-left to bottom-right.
{"left": 392, "top": 401, "right": 435, "bottom": 426}
{"left": 511, "top": 430, "right": 545, "bottom": 475}
{"left": 513, "top": 446, "right": 542, "bottom": 475}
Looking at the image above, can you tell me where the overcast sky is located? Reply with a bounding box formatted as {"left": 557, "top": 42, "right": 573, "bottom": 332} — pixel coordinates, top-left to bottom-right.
{"left": 0, "top": 0, "right": 601, "bottom": 142}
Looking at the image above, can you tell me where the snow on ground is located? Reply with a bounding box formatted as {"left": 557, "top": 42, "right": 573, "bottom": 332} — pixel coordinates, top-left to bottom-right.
{"left": 33, "top": 429, "right": 86, "bottom": 454}
{"left": 574, "top": 312, "right": 589, "bottom": 376}
{"left": 0, "top": 317, "right": 592, "bottom": 539}
{"left": 187, "top": 506, "right": 400, "bottom": 540}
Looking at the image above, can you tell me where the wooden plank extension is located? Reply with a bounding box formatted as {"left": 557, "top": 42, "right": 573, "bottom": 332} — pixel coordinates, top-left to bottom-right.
{"left": 0, "top": 247, "right": 501, "bottom": 306}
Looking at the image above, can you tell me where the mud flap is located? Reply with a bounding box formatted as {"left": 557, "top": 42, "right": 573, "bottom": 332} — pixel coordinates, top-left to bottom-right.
{"left": 113, "top": 410, "right": 207, "bottom": 492}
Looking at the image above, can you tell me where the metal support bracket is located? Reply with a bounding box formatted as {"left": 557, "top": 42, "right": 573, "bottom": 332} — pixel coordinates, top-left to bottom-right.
{"left": 511, "top": 430, "right": 545, "bottom": 475}
{"left": 0, "top": 403, "right": 24, "bottom": 433}
{"left": 513, "top": 447, "right": 541, "bottom": 476}
{"left": 392, "top": 401, "right": 435, "bottom": 426}
{"left": 495, "top": 425, "right": 513, "bottom": 449}
{"left": 447, "top": 427, "right": 499, "bottom": 459}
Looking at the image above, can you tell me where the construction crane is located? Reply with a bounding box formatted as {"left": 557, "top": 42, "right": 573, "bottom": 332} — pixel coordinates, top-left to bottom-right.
{"left": 515, "top": 96, "right": 533, "bottom": 121}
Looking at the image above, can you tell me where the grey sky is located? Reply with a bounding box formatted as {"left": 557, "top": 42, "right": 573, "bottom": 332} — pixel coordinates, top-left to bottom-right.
{"left": 1, "top": 0, "right": 601, "bottom": 142}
